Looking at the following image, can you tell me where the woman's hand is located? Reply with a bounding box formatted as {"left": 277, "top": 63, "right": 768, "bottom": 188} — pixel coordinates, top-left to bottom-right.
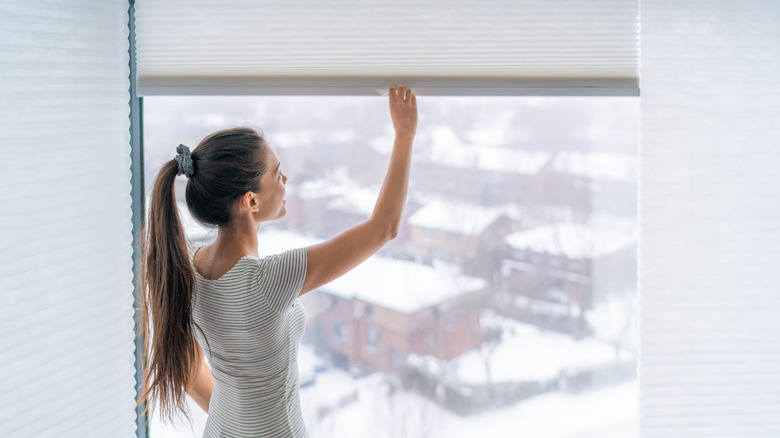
{"left": 389, "top": 84, "right": 417, "bottom": 138}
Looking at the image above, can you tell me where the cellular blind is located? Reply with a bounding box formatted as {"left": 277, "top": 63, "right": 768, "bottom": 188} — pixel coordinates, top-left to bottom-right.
{"left": 640, "top": 1, "right": 780, "bottom": 437}
{"left": 135, "top": 0, "right": 639, "bottom": 96}
{"left": 0, "top": 1, "right": 138, "bottom": 437}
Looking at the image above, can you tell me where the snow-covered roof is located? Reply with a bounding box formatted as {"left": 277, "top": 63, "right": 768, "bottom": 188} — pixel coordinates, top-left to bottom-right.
{"left": 293, "top": 177, "right": 349, "bottom": 200}
{"left": 268, "top": 130, "right": 315, "bottom": 149}
{"left": 268, "top": 128, "right": 358, "bottom": 149}
{"left": 463, "top": 126, "right": 508, "bottom": 148}
{"left": 505, "top": 222, "right": 636, "bottom": 259}
{"left": 322, "top": 257, "right": 486, "bottom": 314}
{"left": 293, "top": 170, "right": 379, "bottom": 216}
{"left": 254, "top": 229, "right": 486, "bottom": 313}
{"left": 370, "top": 125, "right": 549, "bottom": 175}
{"left": 326, "top": 186, "right": 379, "bottom": 217}
{"left": 408, "top": 199, "right": 505, "bottom": 236}
{"left": 588, "top": 214, "right": 638, "bottom": 235}
{"left": 552, "top": 151, "right": 636, "bottom": 181}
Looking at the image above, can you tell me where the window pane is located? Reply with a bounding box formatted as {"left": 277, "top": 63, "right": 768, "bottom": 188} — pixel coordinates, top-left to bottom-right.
{"left": 145, "top": 95, "right": 638, "bottom": 438}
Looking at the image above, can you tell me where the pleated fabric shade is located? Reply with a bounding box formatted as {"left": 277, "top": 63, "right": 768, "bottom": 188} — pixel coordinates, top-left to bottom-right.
{"left": 640, "top": 1, "right": 780, "bottom": 436}
{"left": 0, "top": 0, "right": 138, "bottom": 437}
{"left": 135, "top": 0, "right": 639, "bottom": 95}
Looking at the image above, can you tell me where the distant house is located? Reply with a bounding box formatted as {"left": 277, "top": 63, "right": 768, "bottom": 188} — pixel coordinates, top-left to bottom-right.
{"left": 407, "top": 199, "right": 517, "bottom": 280}
{"left": 501, "top": 218, "right": 636, "bottom": 337}
{"left": 285, "top": 171, "right": 418, "bottom": 251}
{"left": 302, "top": 255, "right": 488, "bottom": 376}
{"left": 284, "top": 170, "right": 364, "bottom": 236}
{"left": 540, "top": 151, "right": 638, "bottom": 217}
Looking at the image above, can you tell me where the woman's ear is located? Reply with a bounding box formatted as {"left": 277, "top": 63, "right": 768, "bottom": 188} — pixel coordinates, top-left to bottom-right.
{"left": 240, "top": 191, "right": 260, "bottom": 213}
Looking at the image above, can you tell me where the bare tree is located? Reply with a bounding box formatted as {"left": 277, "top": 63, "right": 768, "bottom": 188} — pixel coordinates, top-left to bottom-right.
{"left": 471, "top": 308, "right": 514, "bottom": 397}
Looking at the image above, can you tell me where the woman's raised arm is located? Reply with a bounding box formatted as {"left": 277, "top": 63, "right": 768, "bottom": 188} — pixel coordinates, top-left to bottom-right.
{"left": 299, "top": 84, "right": 417, "bottom": 296}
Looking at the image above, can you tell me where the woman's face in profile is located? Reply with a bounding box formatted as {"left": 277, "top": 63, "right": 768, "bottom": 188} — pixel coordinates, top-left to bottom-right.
{"left": 255, "top": 146, "right": 288, "bottom": 222}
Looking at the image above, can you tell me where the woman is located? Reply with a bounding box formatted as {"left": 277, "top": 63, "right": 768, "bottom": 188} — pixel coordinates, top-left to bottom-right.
{"left": 137, "top": 85, "right": 417, "bottom": 437}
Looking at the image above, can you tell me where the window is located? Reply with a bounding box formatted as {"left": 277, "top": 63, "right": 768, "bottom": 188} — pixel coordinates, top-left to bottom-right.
{"left": 133, "top": 1, "right": 644, "bottom": 434}
{"left": 333, "top": 318, "right": 347, "bottom": 346}
{"left": 366, "top": 325, "right": 380, "bottom": 352}
{"left": 144, "top": 95, "right": 638, "bottom": 437}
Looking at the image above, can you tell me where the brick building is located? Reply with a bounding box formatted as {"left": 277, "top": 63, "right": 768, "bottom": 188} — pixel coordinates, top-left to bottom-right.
{"left": 302, "top": 255, "right": 488, "bottom": 375}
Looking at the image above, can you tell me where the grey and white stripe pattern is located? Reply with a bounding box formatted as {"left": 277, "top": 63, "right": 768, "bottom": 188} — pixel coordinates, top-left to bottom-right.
{"left": 188, "top": 244, "right": 309, "bottom": 437}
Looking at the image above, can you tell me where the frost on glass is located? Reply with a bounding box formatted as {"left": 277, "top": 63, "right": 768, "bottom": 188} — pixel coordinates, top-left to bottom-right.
{"left": 144, "top": 96, "right": 638, "bottom": 438}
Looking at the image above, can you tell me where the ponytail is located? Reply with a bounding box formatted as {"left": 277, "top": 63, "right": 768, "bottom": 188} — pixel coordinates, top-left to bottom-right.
{"left": 137, "top": 159, "right": 199, "bottom": 422}
{"left": 134, "top": 127, "right": 269, "bottom": 421}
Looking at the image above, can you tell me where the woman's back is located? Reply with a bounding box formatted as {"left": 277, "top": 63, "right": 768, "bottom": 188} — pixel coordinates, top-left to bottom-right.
{"left": 189, "top": 244, "right": 309, "bottom": 438}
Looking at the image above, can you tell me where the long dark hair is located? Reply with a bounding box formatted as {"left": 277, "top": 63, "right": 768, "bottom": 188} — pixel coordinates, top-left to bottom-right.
{"left": 136, "top": 127, "right": 268, "bottom": 421}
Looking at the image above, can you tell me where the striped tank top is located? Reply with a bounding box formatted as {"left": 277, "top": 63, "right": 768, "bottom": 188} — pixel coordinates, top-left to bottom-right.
{"left": 188, "top": 243, "right": 309, "bottom": 437}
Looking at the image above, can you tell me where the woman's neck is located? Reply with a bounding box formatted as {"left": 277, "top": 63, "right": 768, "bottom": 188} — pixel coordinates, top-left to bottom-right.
{"left": 214, "top": 216, "right": 260, "bottom": 258}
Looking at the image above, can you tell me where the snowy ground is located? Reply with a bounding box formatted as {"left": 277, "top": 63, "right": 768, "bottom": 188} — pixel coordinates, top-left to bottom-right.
{"left": 150, "top": 345, "right": 637, "bottom": 438}
{"left": 450, "top": 310, "right": 635, "bottom": 384}
{"left": 307, "top": 375, "right": 638, "bottom": 438}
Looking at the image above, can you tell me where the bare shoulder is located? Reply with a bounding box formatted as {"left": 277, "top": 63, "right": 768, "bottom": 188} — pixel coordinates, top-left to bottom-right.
{"left": 193, "top": 244, "right": 246, "bottom": 281}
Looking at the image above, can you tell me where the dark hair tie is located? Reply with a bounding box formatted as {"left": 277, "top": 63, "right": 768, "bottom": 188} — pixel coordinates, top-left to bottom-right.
{"left": 175, "top": 144, "right": 194, "bottom": 178}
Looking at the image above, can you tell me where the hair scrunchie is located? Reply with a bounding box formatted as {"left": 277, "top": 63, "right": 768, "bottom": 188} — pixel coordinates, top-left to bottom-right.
{"left": 175, "top": 144, "right": 194, "bottom": 178}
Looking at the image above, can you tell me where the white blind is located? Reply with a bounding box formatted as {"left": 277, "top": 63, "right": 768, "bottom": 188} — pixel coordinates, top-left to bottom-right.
{"left": 640, "top": 1, "right": 780, "bottom": 437}
{"left": 0, "top": 1, "right": 137, "bottom": 437}
{"left": 135, "top": 0, "right": 639, "bottom": 96}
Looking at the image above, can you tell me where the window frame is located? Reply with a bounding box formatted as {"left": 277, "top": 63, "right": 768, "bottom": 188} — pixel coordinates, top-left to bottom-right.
{"left": 128, "top": 2, "right": 148, "bottom": 437}
{"left": 129, "top": 18, "right": 641, "bottom": 437}
{"left": 130, "top": 92, "right": 640, "bottom": 437}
